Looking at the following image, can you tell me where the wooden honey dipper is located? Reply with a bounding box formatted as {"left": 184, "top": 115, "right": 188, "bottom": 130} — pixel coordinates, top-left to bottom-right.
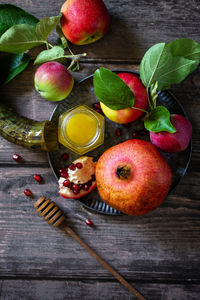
{"left": 34, "top": 196, "right": 147, "bottom": 300}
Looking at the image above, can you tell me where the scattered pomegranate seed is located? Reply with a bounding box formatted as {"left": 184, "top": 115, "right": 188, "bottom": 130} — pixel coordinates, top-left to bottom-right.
{"left": 69, "top": 163, "right": 76, "bottom": 171}
{"left": 132, "top": 132, "right": 139, "bottom": 138}
{"left": 34, "top": 174, "right": 43, "bottom": 183}
{"left": 93, "top": 102, "right": 101, "bottom": 110}
{"left": 85, "top": 218, "right": 93, "bottom": 226}
{"left": 59, "top": 168, "right": 67, "bottom": 174}
{"left": 12, "top": 153, "right": 22, "bottom": 162}
{"left": 91, "top": 174, "right": 96, "bottom": 181}
{"left": 61, "top": 153, "right": 69, "bottom": 160}
{"left": 96, "top": 108, "right": 103, "bottom": 114}
{"left": 24, "top": 189, "right": 32, "bottom": 197}
{"left": 83, "top": 184, "right": 90, "bottom": 191}
{"left": 61, "top": 172, "right": 69, "bottom": 179}
{"left": 115, "top": 128, "right": 122, "bottom": 137}
{"left": 63, "top": 179, "right": 70, "bottom": 187}
{"left": 76, "top": 162, "right": 83, "bottom": 169}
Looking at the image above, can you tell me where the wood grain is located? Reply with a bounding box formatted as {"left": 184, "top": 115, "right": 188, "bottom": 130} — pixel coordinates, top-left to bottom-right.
{"left": 0, "top": 0, "right": 200, "bottom": 299}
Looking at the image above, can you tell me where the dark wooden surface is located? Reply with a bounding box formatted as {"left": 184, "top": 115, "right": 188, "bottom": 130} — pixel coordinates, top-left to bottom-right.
{"left": 0, "top": 0, "right": 200, "bottom": 299}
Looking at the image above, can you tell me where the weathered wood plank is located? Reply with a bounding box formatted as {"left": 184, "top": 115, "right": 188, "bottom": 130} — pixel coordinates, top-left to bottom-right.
{"left": 0, "top": 167, "right": 200, "bottom": 281}
{"left": 2, "top": 0, "right": 200, "bottom": 61}
{"left": 0, "top": 280, "right": 200, "bottom": 300}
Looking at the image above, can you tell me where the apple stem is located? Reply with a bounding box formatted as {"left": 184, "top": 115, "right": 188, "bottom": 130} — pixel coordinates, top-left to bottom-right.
{"left": 131, "top": 106, "right": 149, "bottom": 114}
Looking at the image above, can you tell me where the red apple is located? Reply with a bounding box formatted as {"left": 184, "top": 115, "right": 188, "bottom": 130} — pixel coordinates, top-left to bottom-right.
{"left": 60, "top": 0, "right": 110, "bottom": 45}
{"left": 100, "top": 73, "right": 148, "bottom": 124}
{"left": 59, "top": 156, "right": 96, "bottom": 199}
{"left": 34, "top": 61, "right": 74, "bottom": 101}
{"left": 150, "top": 114, "right": 192, "bottom": 153}
{"left": 96, "top": 139, "right": 172, "bottom": 216}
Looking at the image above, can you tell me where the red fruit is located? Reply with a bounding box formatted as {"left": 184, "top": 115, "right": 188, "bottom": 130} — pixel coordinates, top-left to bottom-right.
{"left": 24, "top": 189, "right": 33, "bottom": 197}
{"left": 12, "top": 153, "right": 22, "bottom": 162}
{"left": 150, "top": 114, "right": 192, "bottom": 153}
{"left": 83, "top": 184, "right": 90, "bottom": 191}
{"left": 95, "top": 139, "right": 172, "bottom": 216}
{"left": 73, "top": 184, "right": 80, "bottom": 195}
{"left": 34, "top": 174, "right": 43, "bottom": 183}
{"left": 85, "top": 218, "right": 93, "bottom": 226}
{"left": 63, "top": 180, "right": 70, "bottom": 187}
{"left": 60, "top": 0, "right": 110, "bottom": 45}
{"left": 61, "top": 153, "right": 69, "bottom": 160}
{"left": 76, "top": 162, "right": 83, "bottom": 169}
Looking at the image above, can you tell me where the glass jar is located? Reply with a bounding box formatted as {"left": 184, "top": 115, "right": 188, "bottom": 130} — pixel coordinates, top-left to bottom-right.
{"left": 58, "top": 104, "right": 105, "bottom": 155}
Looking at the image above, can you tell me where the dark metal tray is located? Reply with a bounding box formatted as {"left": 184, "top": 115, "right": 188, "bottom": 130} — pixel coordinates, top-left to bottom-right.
{"left": 48, "top": 71, "right": 192, "bottom": 215}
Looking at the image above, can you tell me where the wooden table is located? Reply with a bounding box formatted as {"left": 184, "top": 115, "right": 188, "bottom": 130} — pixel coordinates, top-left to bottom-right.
{"left": 0, "top": 0, "right": 200, "bottom": 299}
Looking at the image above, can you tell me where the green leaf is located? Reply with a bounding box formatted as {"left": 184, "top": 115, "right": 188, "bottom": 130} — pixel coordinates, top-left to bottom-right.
{"left": 140, "top": 42, "right": 198, "bottom": 90}
{"left": 36, "top": 15, "right": 61, "bottom": 41}
{"left": 144, "top": 106, "right": 176, "bottom": 133}
{"left": 56, "top": 25, "right": 69, "bottom": 49}
{"left": 0, "top": 24, "right": 45, "bottom": 54}
{"left": 168, "top": 38, "right": 200, "bottom": 62}
{"left": 93, "top": 68, "right": 135, "bottom": 110}
{"left": 34, "top": 46, "right": 66, "bottom": 64}
{"left": 0, "top": 4, "right": 38, "bottom": 37}
{"left": 0, "top": 53, "right": 30, "bottom": 85}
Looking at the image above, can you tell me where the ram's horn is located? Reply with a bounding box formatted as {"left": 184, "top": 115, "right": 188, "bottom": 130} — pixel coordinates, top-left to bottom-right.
{"left": 0, "top": 103, "right": 58, "bottom": 151}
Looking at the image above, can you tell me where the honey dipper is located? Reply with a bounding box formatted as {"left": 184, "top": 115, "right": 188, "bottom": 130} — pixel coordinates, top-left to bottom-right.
{"left": 34, "top": 196, "right": 146, "bottom": 300}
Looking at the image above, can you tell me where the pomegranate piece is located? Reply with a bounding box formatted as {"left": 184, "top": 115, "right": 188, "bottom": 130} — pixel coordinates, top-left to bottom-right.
{"left": 12, "top": 153, "right": 22, "bottom": 162}
{"left": 34, "top": 174, "right": 43, "bottom": 183}
{"left": 24, "top": 189, "right": 33, "bottom": 197}
{"left": 93, "top": 102, "right": 101, "bottom": 110}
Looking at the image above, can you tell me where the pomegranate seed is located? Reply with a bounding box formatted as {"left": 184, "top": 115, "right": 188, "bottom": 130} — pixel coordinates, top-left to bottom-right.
{"left": 91, "top": 174, "right": 96, "bottom": 181}
{"left": 96, "top": 108, "right": 103, "bottom": 114}
{"left": 24, "top": 189, "right": 32, "bottom": 197}
{"left": 59, "top": 168, "right": 67, "bottom": 174}
{"left": 76, "top": 162, "right": 83, "bottom": 169}
{"left": 12, "top": 153, "right": 22, "bottom": 162}
{"left": 63, "top": 179, "right": 70, "bottom": 187}
{"left": 83, "top": 184, "right": 90, "bottom": 191}
{"left": 69, "top": 163, "right": 76, "bottom": 171}
{"left": 78, "top": 184, "right": 84, "bottom": 189}
{"left": 87, "top": 179, "right": 92, "bottom": 186}
{"left": 85, "top": 218, "right": 93, "bottom": 226}
{"left": 61, "top": 172, "right": 68, "bottom": 178}
{"left": 73, "top": 184, "right": 80, "bottom": 194}
{"left": 61, "top": 153, "right": 69, "bottom": 160}
{"left": 68, "top": 182, "right": 74, "bottom": 190}
{"left": 34, "top": 174, "right": 43, "bottom": 183}
{"left": 115, "top": 128, "right": 122, "bottom": 137}
{"left": 132, "top": 132, "right": 139, "bottom": 138}
{"left": 93, "top": 102, "right": 101, "bottom": 110}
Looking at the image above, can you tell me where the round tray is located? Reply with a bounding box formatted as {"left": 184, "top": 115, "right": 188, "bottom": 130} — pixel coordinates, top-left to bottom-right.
{"left": 48, "top": 71, "right": 192, "bottom": 215}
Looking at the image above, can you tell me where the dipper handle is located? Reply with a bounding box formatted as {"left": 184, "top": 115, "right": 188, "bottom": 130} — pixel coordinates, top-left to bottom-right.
{"left": 34, "top": 196, "right": 146, "bottom": 300}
